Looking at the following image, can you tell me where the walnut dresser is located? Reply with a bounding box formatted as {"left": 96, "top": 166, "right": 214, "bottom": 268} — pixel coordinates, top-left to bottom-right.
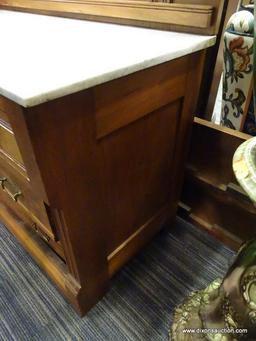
{"left": 0, "top": 10, "right": 215, "bottom": 315}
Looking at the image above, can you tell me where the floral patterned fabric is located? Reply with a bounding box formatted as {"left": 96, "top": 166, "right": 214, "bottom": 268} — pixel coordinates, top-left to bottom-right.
{"left": 221, "top": 10, "right": 254, "bottom": 130}
{"left": 170, "top": 238, "right": 256, "bottom": 341}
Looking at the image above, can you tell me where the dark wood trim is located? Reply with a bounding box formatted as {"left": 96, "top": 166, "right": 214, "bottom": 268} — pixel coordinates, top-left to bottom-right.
{"left": 0, "top": 0, "right": 222, "bottom": 34}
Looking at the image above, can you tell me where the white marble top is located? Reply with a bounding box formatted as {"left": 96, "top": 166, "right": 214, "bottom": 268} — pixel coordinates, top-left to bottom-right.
{"left": 0, "top": 10, "right": 216, "bottom": 107}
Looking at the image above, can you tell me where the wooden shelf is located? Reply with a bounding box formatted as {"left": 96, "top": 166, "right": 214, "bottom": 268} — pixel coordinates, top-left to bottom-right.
{"left": 178, "top": 201, "right": 243, "bottom": 251}
{"left": 186, "top": 165, "right": 255, "bottom": 214}
{"left": 180, "top": 118, "right": 255, "bottom": 249}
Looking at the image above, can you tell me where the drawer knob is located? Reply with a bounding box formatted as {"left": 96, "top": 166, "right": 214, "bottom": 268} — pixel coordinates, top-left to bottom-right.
{"left": 0, "top": 176, "right": 22, "bottom": 202}
{"left": 32, "top": 223, "right": 50, "bottom": 243}
{"left": 0, "top": 177, "right": 7, "bottom": 188}
{"left": 11, "top": 190, "right": 22, "bottom": 202}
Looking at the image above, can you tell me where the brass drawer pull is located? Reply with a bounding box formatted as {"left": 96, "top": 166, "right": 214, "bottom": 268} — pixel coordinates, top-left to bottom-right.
{"left": 32, "top": 223, "right": 51, "bottom": 243}
{"left": 0, "top": 177, "right": 7, "bottom": 188}
{"left": 0, "top": 176, "right": 22, "bottom": 202}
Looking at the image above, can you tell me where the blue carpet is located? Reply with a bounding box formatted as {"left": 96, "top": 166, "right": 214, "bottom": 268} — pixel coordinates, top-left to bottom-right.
{"left": 0, "top": 217, "right": 235, "bottom": 341}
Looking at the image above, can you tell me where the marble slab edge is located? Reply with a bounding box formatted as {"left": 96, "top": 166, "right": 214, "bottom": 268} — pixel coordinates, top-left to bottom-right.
{"left": 1, "top": 36, "right": 216, "bottom": 108}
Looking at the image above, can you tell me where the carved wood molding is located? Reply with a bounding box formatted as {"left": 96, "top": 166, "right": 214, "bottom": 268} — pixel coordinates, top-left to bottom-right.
{"left": 0, "top": 0, "right": 215, "bottom": 31}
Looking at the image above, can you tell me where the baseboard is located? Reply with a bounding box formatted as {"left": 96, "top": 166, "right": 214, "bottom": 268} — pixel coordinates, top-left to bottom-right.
{"left": 107, "top": 204, "right": 175, "bottom": 277}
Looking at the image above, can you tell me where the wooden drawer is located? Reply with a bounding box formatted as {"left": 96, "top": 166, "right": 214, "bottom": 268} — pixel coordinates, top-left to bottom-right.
{"left": 0, "top": 109, "right": 10, "bottom": 126}
{"left": 0, "top": 188, "right": 65, "bottom": 260}
{"left": 0, "top": 95, "right": 15, "bottom": 129}
{"left": 0, "top": 120, "right": 24, "bottom": 165}
{"left": 0, "top": 96, "right": 24, "bottom": 165}
{"left": 0, "top": 96, "right": 24, "bottom": 168}
{"left": 0, "top": 96, "right": 64, "bottom": 259}
{"left": 0, "top": 95, "right": 13, "bottom": 117}
{"left": 0, "top": 153, "right": 57, "bottom": 242}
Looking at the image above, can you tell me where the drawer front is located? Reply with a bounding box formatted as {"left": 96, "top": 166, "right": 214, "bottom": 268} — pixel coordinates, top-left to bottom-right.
{"left": 0, "top": 153, "right": 56, "bottom": 241}
{"left": 0, "top": 96, "right": 64, "bottom": 258}
{"left": 0, "top": 121, "right": 24, "bottom": 165}
{"left": 0, "top": 95, "right": 14, "bottom": 128}
{"left": 0, "top": 109, "right": 10, "bottom": 126}
{"left": 0, "top": 95, "right": 12, "bottom": 116}
{"left": 0, "top": 95, "right": 24, "bottom": 166}
{"left": 0, "top": 189, "right": 65, "bottom": 260}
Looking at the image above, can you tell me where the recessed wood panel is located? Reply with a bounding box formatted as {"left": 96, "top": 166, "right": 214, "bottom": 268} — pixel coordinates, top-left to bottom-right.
{"left": 102, "top": 99, "right": 181, "bottom": 253}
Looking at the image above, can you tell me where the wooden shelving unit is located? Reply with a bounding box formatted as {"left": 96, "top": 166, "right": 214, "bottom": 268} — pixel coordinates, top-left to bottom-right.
{"left": 179, "top": 117, "right": 256, "bottom": 250}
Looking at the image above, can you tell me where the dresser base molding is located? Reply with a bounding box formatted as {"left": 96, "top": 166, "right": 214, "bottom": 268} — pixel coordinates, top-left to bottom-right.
{"left": 0, "top": 203, "right": 68, "bottom": 294}
{"left": 0, "top": 201, "right": 100, "bottom": 316}
{"left": 108, "top": 203, "right": 176, "bottom": 277}
{"left": 0, "top": 197, "right": 176, "bottom": 315}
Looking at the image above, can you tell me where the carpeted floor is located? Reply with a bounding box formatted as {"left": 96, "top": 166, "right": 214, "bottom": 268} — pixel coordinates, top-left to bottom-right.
{"left": 0, "top": 217, "right": 235, "bottom": 341}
